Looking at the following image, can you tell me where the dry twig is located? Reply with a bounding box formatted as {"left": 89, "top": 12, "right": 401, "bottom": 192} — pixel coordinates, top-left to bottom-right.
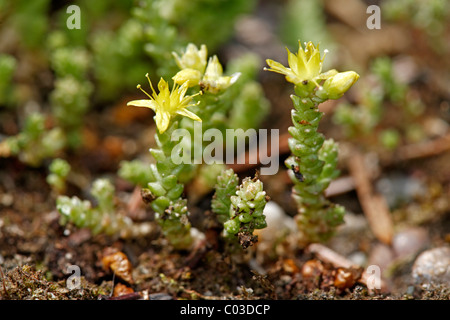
{"left": 348, "top": 150, "right": 394, "bottom": 245}
{"left": 392, "top": 132, "right": 450, "bottom": 163}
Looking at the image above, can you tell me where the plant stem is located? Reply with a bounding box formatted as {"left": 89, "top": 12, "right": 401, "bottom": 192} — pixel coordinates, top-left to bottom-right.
{"left": 286, "top": 91, "right": 344, "bottom": 243}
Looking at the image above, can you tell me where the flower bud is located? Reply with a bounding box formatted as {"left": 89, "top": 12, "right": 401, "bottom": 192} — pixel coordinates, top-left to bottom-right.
{"left": 319, "top": 71, "right": 360, "bottom": 100}
{"left": 172, "top": 68, "right": 202, "bottom": 87}
{"left": 201, "top": 55, "right": 240, "bottom": 93}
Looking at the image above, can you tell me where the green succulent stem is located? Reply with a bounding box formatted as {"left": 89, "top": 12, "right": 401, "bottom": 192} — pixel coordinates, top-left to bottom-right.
{"left": 57, "top": 178, "right": 153, "bottom": 238}
{"left": 286, "top": 88, "right": 345, "bottom": 243}
{"left": 142, "top": 120, "right": 195, "bottom": 250}
{"left": 211, "top": 168, "right": 240, "bottom": 224}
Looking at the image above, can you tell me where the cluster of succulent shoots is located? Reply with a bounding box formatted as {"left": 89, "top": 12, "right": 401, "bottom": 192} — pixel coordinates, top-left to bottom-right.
{"left": 57, "top": 178, "right": 153, "bottom": 239}
{"left": 124, "top": 43, "right": 267, "bottom": 249}
{"left": 264, "top": 41, "right": 359, "bottom": 244}
{"left": 0, "top": 46, "right": 92, "bottom": 167}
{"left": 52, "top": 42, "right": 268, "bottom": 250}
{"left": 55, "top": 40, "right": 359, "bottom": 251}
{"left": 212, "top": 169, "right": 268, "bottom": 249}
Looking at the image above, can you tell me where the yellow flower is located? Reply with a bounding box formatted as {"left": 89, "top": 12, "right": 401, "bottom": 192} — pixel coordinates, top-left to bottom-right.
{"left": 265, "top": 41, "right": 335, "bottom": 88}
{"left": 172, "top": 43, "right": 208, "bottom": 73}
{"left": 172, "top": 44, "right": 240, "bottom": 92}
{"left": 127, "top": 74, "right": 202, "bottom": 134}
{"left": 200, "top": 55, "right": 241, "bottom": 94}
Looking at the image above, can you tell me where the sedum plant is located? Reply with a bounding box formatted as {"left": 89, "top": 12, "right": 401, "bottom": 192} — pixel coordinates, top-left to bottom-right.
{"left": 0, "top": 112, "right": 66, "bottom": 167}
{"left": 56, "top": 43, "right": 268, "bottom": 250}
{"left": 126, "top": 75, "right": 203, "bottom": 250}
{"left": 212, "top": 169, "right": 268, "bottom": 249}
{"left": 1, "top": 0, "right": 258, "bottom": 168}
{"left": 46, "top": 158, "right": 71, "bottom": 195}
{"left": 123, "top": 43, "right": 269, "bottom": 249}
{"left": 57, "top": 178, "right": 153, "bottom": 239}
{"left": 49, "top": 46, "right": 93, "bottom": 149}
{"left": 119, "top": 43, "right": 269, "bottom": 188}
{"left": 264, "top": 41, "right": 359, "bottom": 244}
{"left": 211, "top": 169, "right": 240, "bottom": 225}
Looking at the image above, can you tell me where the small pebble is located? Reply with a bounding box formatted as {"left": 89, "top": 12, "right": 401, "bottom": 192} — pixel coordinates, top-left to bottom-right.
{"left": 412, "top": 247, "right": 450, "bottom": 285}
{"left": 340, "top": 213, "right": 368, "bottom": 233}
{"left": 376, "top": 174, "right": 425, "bottom": 209}
{"left": 392, "top": 227, "right": 429, "bottom": 259}
{"left": 148, "top": 293, "right": 173, "bottom": 300}
{"left": 406, "top": 286, "right": 415, "bottom": 296}
{"left": 347, "top": 251, "right": 367, "bottom": 267}
{"left": 0, "top": 193, "right": 13, "bottom": 206}
{"left": 255, "top": 201, "right": 296, "bottom": 243}
{"left": 203, "top": 291, "right": 213, "bottom": 296}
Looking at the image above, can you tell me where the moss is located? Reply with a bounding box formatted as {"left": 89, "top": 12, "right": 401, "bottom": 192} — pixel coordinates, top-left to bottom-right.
{"left": 0, "top": 265, "right": 105, "bottom": 300}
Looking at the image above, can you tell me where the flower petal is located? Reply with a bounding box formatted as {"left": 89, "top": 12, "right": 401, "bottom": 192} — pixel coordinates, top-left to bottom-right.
{"left": 295, "top": 43, "right": 308, "bottom": 75}
{"left": 286, "top": 49, "right": 302, "bottom": 76}
{"left": 127, "top": 99, "right": 157, "bottom": 110}
{"left": 265, "top": 59, "right": 290, "bottom": 75}
{"left": 177, "top": 81, "right": 190, "bottom": 100}
{"left": 155, "top": 111, "right": 171, "bottom": 133}
{"left": 176, "top": 109, "right": 202, "bottom": 122}
{"left": 203, "top": 56, "right": 223, "bottom": 85}
{"left": 306, "top": 49, "right": 321, "bottom": 78}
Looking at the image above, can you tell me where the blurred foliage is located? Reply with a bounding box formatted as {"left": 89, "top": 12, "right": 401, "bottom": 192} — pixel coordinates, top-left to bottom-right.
{"left": 48, "top": 45, "right": 93, "bottom": 148}
{"left": 0, "top": 54, "right": 17, "bottom": 107}
{"left": 279, "top": 0, "right": 334, "bottom": 57}
{"left": 118, "top": 159, "right": 153, "bottom": 187}
{"left": 4, "top": 0, "right": 50, "bottom": 49}
{"left": 1, "top": 113, "right": 66, "bottom": 167}
{"left": 0, "top": 0, "right": 259, "bottom": 167}
{"left": 333, "top": 56, "right": 427, "bottom": 148}
{"left": 226, "top": 53, "right": 270, "bottom": 131}
{"left": 46, "top": 158, "right": 71, "bottom": 195}
{"left": 382, "top": 0, "right": 450, "bottom": 53}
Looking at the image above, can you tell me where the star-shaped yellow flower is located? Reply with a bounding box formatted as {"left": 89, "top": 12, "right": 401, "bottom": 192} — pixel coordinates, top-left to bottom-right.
{"left": 127, "top": 74, "right": 202, "bottom": 134}
{"left": 172, "top": 43, "right": 240, "bottom": 93}
{"left": 265, "top": 41, "right": 336, "bottom": 88}
{"left": 172, "top": 43, "right": 208, "bottom": 73}
{"left": 200, "top": 55, "right": 241, "bottom": 94}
